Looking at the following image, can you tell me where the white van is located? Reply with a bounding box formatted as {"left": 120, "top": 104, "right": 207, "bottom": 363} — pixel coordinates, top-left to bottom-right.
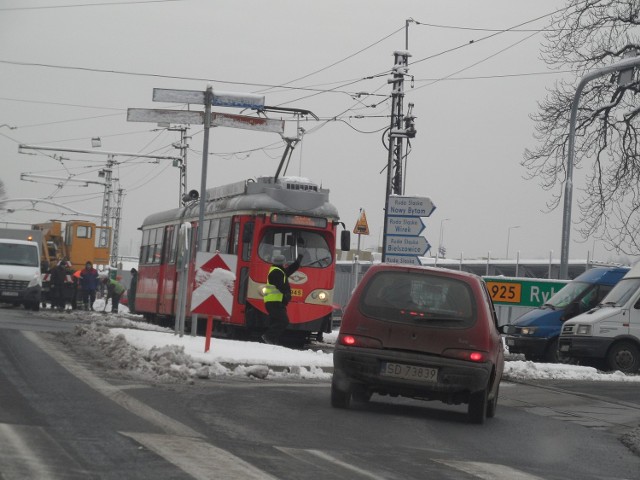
{"left": 559, "top": 262, "right": 640, "bottom": 373}
{"left": 0, "top": 239, "right": 42, "bottom": 311}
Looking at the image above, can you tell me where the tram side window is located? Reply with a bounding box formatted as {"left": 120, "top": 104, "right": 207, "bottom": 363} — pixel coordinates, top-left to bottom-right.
{"left": 206, "top": 218, "right": 219, "bottom": 252}
{"left": 163, "top": 225, "right": 175, "bottom": 264}
{"left": 140, "top": 227, "right": 164, "bottom": 264}
{"left": 169, "top": 224, "right": 178, "bottom": 264}
{"left": 230, "top": 219, "right": 240, "bottom": 255}
{"left": 218, "top": 217, "right": 231, "bottom": 253}
{"left": 241, "top": 221, "right": 253, "bottom": 261}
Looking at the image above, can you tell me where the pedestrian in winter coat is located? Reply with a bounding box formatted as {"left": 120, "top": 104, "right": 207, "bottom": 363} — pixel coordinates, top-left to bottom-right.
{"left": 49, "top": 261, "right": 69, "bottom": 310}
{"left": 103, "top": 277, "right": 125, "bottom": 314}
{"left": 129, "top": 268, "right": 138, "bottom": 314}
{"left": 262, "top": 252, "right": 303, "bottom": 345}
{"left": 79, "top": 261, "right": 99, "bottom": 311}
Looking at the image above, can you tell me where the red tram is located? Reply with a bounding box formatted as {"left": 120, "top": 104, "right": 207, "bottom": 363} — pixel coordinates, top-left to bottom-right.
{"left": 135, "top": 176, "right": 349, "bottom": 343}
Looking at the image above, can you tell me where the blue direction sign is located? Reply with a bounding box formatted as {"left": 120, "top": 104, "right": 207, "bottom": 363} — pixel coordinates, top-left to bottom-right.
{"left": 387, "top": 216, "right": 425, "bottom": 236}
{"left": 385, "top": 235, "right": 431, "bottom": 256}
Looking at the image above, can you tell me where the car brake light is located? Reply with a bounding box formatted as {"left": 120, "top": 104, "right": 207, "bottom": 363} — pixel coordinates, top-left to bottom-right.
{"left": 342, "top": 335, "right": 356, "bottom": 346}
{"left": 338, "top": 334, "right": 382, "bottom": 348}
{"left": 443, "top": 349, "right": 487, "bottom": 362}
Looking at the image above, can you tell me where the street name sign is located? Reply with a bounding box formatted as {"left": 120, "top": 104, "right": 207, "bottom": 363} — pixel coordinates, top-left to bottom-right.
{"left": 385, "top": 254, "right": 421, "bottom": 265}
{"left": 128, "top": 109, "right": 283, "bottom": 133}
{"left": 385, "top": 235, "right": 430, "bottom": 256}
{"left": 153, "top": 88, "right": 265, "bottom": 109}
{"left": 386, "top": 216, "right": 425, "bottom": 236}
{"left": 388, "top": 195, "right": 436, "bottom": 217}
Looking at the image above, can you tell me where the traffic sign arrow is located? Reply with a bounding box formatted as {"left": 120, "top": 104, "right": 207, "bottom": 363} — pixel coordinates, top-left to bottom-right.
{"left": 127, "top": 109, "right": 284, "bottom": 133}
{"left": 388, "top": 196, "right": 436, "bottom": 217}
{"left": 386, "top": 216, "right": 425, "bottom": 236}
{"left": 153, "top": 88, "right": 265, "bottom": 109}
{"left": 385, "top": 235, "right": 431, "bottom": 256}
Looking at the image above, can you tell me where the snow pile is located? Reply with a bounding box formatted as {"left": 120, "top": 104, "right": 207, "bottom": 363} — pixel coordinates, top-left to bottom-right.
{"left": 71, "top": 322, "right": 332, "bottom": 382}
{"left": 503, "top": 360, "right": 640, "bottom": 382}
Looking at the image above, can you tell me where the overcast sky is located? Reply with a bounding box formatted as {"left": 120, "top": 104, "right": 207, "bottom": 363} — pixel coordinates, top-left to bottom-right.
{"left": 3, "top": 0, "right": 620, "bottom": 264}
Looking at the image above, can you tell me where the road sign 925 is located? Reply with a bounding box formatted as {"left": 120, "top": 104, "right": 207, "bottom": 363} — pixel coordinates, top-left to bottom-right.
{"left": 486, "top": 281, "right": 521, "bottom": 303}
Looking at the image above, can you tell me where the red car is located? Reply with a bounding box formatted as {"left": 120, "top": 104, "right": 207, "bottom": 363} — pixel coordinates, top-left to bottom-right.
{"left": 332, "top": 264, "right": 506, "bottom": 424}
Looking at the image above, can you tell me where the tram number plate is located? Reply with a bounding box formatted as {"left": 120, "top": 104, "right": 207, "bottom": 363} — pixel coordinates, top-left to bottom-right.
{"left": 290, "top": 288, "right": 303, "bottom": 297}
{"left": 380, "top": 362, "right": 438, "bottom": 383}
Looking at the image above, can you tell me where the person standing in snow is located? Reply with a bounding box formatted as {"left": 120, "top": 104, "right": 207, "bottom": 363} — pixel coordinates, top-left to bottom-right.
{"left": 129, "top": 268, "right": 138, "bottom": 314}
{"left": 102, "top": 277, "right": 126, "bottom": 314}
{"left": 49, "top": 260, "right": 69, "bottom": 310}
{"left": 79, "top": 261, "right": 99, "bottom": 311}
{"left": 262, "top": 252, "right": 303, "bottom": 345}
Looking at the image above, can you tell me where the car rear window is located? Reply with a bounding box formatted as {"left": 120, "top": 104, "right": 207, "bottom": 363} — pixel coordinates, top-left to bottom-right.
{"left": 359, "top": 270, "right": 476, "bottom": 327}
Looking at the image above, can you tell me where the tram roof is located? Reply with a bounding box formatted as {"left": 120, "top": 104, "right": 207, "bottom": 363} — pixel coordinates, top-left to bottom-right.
{"left": 141, "top": 176, "right": 340, "bottom": 228}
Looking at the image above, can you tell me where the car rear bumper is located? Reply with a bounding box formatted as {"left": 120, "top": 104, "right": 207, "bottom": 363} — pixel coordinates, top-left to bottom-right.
{"left": 558, "top": 335, "right": 613, "bottom": 358}
{"left": 333, "top": 345, "right": 493, "bottom": 403}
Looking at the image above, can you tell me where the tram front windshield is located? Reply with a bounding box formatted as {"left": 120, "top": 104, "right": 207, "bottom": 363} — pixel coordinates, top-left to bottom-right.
{"left": 258, "top": 229, "right": 332, "bottom": 268}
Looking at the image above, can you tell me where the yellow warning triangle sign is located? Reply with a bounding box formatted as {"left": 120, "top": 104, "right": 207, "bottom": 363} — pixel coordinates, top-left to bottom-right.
{"left": 353, "top": 210, "right": 370, "bottom": 235}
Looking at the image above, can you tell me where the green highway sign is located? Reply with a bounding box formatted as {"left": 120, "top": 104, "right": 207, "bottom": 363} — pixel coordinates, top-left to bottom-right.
{"left": 483, "top": 277, "right": 568, "bottom": 307}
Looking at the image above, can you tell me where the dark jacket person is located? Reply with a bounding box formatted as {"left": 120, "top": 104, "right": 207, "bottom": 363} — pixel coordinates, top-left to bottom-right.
{"left": 262, "top": 253, "right": 303, "bottom": 344}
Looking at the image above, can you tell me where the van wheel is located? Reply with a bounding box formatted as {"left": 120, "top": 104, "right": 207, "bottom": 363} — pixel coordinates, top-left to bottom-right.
{"left": 486, "top": 385, "right": 499, "bottom": 418}
{"left": 606, "top": 342, "right": 640, "bottom": 373}
{"left": 331, "top": 379, "right": 351, "bottom": 409}
{"left": 468, "top": 389, "right": 488, "bottom": 424}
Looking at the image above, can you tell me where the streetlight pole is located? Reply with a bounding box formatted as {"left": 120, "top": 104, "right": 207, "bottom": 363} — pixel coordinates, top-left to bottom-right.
{"left": 506, "top": 225, "right": 520, "bottom": 259}
{"left": 560, "top": 54, "right": 640, "bottom": 279}
{"left": 438, "top": 218, "right": 450, "bottom": 259}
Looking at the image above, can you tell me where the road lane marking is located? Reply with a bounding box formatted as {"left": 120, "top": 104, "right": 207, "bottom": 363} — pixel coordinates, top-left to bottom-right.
{"left": 277, "top": 447, "right": 390, "bottom": 480}
{"left": 122, "top": 432, "right": 278, "bottom": 480}
{"left": 434, "top": 459, "right": 546, "bottom": 480}
{"left": 0, "top": 423, "right": 89, "bottom": 480}
{"left": 23, "top": 331, "right": 281, "bottom": 480}
{"left": 24, "top": 330, "right": 202, "bottom": 439}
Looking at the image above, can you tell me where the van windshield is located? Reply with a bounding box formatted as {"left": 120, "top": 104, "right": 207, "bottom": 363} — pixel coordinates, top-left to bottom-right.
{"left": 359, "top": 271, "right": 476, "bottom": 327}
{"left": 600, "top": 278, "right": 640, "bottom": 307}
{"left": 0, "top": 244, "right": 39, "bottom": 267}
{"left": 545, "top": 281, "right": 590, "bottom": 308}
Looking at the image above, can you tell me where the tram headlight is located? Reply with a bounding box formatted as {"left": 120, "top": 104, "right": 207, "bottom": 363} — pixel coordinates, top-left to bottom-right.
{"left": 311, "top": 290, "right": 328, "bottom": 302}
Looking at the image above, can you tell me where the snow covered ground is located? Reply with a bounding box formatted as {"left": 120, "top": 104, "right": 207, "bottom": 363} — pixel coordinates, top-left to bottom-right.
{"left": 55, "top": 299, "right": 640, "bottom": 384}
{"left": 39, "top": 300, "right": 640, "bottom": 455}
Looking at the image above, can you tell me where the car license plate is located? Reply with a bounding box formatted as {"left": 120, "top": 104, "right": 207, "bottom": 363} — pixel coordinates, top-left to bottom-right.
{"left": 559, "top": 344, "right": 570, "bottom": 352}
{"left": 506, "top": 338, "right": 515, "bottom": 346}
{"left": 380, "top": 362, "right": 437, "bottom": 383}
{"left": 2, "top": 291, "right": 19, "bottom": 297}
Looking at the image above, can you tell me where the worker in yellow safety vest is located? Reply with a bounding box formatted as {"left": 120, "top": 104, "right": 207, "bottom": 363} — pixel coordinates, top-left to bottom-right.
{"left": 262, "top": 252, "right": 303, "bottom": 345}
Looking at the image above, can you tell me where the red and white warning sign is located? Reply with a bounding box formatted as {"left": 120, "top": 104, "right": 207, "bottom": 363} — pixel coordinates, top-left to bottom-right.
{"left": 190, "top": 252, "right": 237, "bottom": 317}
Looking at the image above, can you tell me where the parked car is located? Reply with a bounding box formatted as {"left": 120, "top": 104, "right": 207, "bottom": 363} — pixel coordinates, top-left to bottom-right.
{"left": 559, "top": 262, "right": 640, "bottom": 373}
{"left": 504, "top": 266, "right": 629, "bottom": 363}
{"left": 332, "top": 264, "right": 505, "bottom": 424}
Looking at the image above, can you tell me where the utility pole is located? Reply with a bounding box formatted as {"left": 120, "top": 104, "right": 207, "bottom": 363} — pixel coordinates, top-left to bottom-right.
{"left": 112, "top": 188, "right": 124, "bottom": 266}
{"left": 99, "top": 155, "right": 114, "bottom": 251}
{"left": 168, "top": 126, "right": 190, "bottom": 205}
{"left": 382, "top": 51, "right": 416, "bottom": 263}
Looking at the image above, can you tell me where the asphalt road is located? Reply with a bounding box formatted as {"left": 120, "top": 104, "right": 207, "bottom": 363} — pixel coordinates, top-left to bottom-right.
{"left": 1, "top": 306, "right": 639, "bottom": 479}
